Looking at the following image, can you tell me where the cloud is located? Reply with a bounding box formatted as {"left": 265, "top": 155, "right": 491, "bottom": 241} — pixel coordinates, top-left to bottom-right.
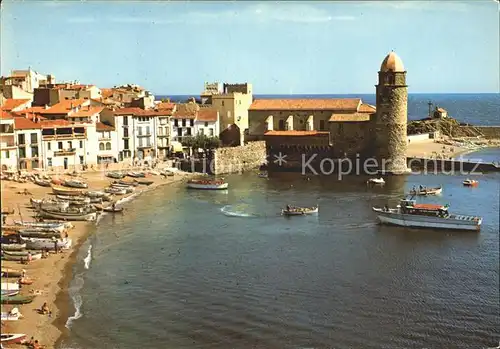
{"left": 248, "top": 3, "right": 355, "bottom": 23}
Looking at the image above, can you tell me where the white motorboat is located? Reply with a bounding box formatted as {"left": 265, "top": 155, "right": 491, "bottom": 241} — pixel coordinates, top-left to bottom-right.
{"left": 373, "top": 198, "right": 482, "bottom": 231}
{"left": 186, "top": 179, "right": 229, "bottom": 190}
{"left": 20, "top": 237, "right": 72, "bottom": 250}
{"left": 1, "top": 307, "right": 22, "bottom": 321}
{"left": 367, "top": 177, "right": 385, "bottom": 185}
{"left": 463, "top": 179, "right": 479, "bottom": 186}
{"left": 409, "top": 186, "right": 443, "bottom": 196}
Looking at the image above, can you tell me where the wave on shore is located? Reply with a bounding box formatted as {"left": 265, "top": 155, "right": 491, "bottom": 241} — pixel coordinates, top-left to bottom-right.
{"left": 66, "top": 244, "right": 92, "bottom": 329}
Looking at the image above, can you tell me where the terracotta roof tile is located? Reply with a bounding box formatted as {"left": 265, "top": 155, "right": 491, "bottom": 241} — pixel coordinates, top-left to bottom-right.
{"left": 68, "top": 106, "right": 104, "bottom": 118}
{"left": 156, "top": 102, "right": 175, "bottom": 110}
{"left": 113, "top": 107, "right": 144, "bottom": 116}
{"left": 250, "top": 98, "right": 361, "bottom": 111}
{"left": 196, "top": 109, "right": 218, "bottom": 122}
{"left": 359, "top": 104, "right": 376, "bottom": 113}
{"left": 96, "top": 122, "right": 115, "bottom": 131}
{"left": 1, "top": 99, "right": 31, "bottom": 112}
{"left": 172, "top": 103, "right": 199, "bottom": 120}
{"left": 329, "top": 113, "right": 371, "bottom": 122}
{"left": 41, "top": 99, "right": 88, "bottom": 114}
{"left": 264, "top": 130, "right": 330, "bottom": 136}
{"left": 40, "top": 119, "right": 73, "bottom": 128}
{"left": 0, "top": 110, "right": 15, "bottom": 120}
{"left": 14, "top": 117, "right": 41, "bottom": 130}
{"left": 100, "top": 88, "right": 114, "bottom": 98}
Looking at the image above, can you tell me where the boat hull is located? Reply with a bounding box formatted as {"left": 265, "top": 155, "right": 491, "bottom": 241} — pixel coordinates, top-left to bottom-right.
{"left": 52, "top": 185, "right": 85, "bottom": 196}
{"left": 21, "top": 237, "right": 72, "bottom": 250}
{"left": 1, "top": 243, "right": 27, "bottom": 251}
{"left": 373, "top": 209, "right": 481, "bottom": 231}
{"left": 38, "top": 208, "right": 97, "bottom": 221}
{"left": 1, "top": 308, "right": 21, "bottom": 321}
{"left": 1, "top": 333, "right": 27, "bottom": 344}
{"left": 1, "top": 252, "right": 43, "bottom": 261}
{"left": 1, "top": 294, "right": 35, "bottom": 304}
{"left": 282, "top": 207, "right": 319, "bottom": 216}
{"left": 409, "top": 187, "right": 443, "bottom": 196}
{"left": 187, "top": 182, "right": 229, "bottom": 190}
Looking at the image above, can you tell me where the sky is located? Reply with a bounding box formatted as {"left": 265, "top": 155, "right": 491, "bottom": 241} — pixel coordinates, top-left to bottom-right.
{"left": 1, "top": 1, "right": 499, "bottom": 95}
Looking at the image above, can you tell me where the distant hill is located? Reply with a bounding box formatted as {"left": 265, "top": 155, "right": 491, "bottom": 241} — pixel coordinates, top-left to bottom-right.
{"left": 408, "top": 117, "right": 483, "bottom": 138}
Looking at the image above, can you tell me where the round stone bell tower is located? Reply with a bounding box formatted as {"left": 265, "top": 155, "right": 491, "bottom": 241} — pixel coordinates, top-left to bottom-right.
{"left": 374, "top": 51, "right": 410, "bottom": 174}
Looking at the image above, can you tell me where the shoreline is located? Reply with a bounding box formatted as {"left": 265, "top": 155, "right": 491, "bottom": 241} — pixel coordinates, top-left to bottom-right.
{"left": 1, "top": 168, "right": 197, "bottom": 349}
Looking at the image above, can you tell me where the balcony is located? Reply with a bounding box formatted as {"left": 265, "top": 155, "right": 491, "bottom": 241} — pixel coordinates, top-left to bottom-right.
{"left": 43, "top": 134, "right": 86, "bottom": 140}
{"left": 137, "top": 133, "right": 151, "bottom": 137}
{"left": 157, "top": 134, "right": 169, "bottom": 138}
{"left": 98, "top": 136, "right": 112, "bottom": 141}
{"left": 54, "top": 148, "right": 76, "bottom": 156}
{"left": 137, "top": 144, "right": 152, "bottom": 149}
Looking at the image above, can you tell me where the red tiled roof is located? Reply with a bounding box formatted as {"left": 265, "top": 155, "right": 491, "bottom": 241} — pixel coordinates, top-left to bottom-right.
{"left": 1, "top": 99, "right": 31, "bottom": 111}
{"left": 329, "top": 113, "right": 371, "bottom": 122}
{"left": 41, "top": 99, "right": 88, "bottom": 114}
{"left": 113, "top": 107, "right": 144, "bottom": 116}
{"left": 359, "top": 104, "right": 376, "bottom": 113}
{"left": 96, "top": 122, "right": 115, "bottom": 131}
{"left": 264, "top": 130, "right": 330, "bottom": 136}
{"left": 101, "top": 88, "right": 114, "bottom": 98}
{"left": 40, "top": 119, "right": 73, "bottom": 128}
{"left": 156, "top": 102, "right": 175, "bottom": 110}
{"left": 16, "top": 106, "right": 46, "bottom": 114}
{"left": 250, "top": 98, "right": 361, "bottom": 111}
{"left": 14, "top": 117, "right": 41, "bottom": 130}
{"left": 68, "top": 106, "right": 104, "bottom": 118}
{"left": 172, "top": 103, "right": 198, "bottom": 119}
{"left": 0, "top": 110, "right": 15, "bottom": 120}
{"left": 196, "top": 109, "right": 218, "bottom": 122}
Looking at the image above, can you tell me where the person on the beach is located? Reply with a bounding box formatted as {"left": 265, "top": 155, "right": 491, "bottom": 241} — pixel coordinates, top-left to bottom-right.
{"left": 40, "top": 302, "right": 50, "bottom": 315}
{"left": 27, "top": 252, "right": 32, "bottom": 263}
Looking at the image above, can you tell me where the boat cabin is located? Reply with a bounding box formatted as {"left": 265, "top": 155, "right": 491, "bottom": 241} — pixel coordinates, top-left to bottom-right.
{"left": 400, "top": 199, "right": 448, "bottom": 217}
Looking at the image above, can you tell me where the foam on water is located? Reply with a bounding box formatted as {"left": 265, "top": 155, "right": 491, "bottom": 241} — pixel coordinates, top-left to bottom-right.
{"left": 66, "top": 244, "right": 92, "bottom": 329}
{"left": 220, "top": 205, "right": 256, "bottom": 218}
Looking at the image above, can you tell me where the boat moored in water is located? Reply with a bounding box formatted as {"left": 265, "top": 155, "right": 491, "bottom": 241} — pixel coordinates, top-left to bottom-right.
{"left": 186, "top": 179, "right": 228, "bottom": 190}
{"left": 373, "top": 198, "right": 482, "bottom": 231}
{"left": 463, "top": 179, "right": 479, "bottom": 186}
{"left": 367, "top": 177, "right": 385, "bottom": 185}
{"left": 409, "top": 186, "right": 443, "bottom": 196}
{"left": 282, "top": 205, "right": 319, "bottom": 216}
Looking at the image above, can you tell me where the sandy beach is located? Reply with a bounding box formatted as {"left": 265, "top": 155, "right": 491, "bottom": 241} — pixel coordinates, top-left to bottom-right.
{"left": 407, "top": 137, "right": 500, "bottom": 159}
{"left": 1, "top": 167, "right": 196, "bottom": 349}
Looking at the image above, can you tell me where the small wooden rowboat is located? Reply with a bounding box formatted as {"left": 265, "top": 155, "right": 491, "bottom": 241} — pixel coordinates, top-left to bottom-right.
{"left": 367, "top": 177, "right": 385, "bottom": 185}
{"left": 409, "top": 186, "right": 443, "bottom": 196}
{"left": 63, "top": 179, "right": 88, "bottom": 189}
{"left": 1, "top": 243, "right": 27, "bottom": 251}
{"left": 1, "top": 294, "right": 35, "bottom": 304}
{"left": 1, "top": 252, "right": 43, "bottom": 262}
{"left": 1, "top": 333, "right": 27, "bottom": 344}
{"left": 136, "top": 179, "right": 154, "bottom": 186}
{"left": 282, "top": 206, "right": 319, "bottom": 216}
{"left": 34, "top": 178, "right": 51, "bottom": 187}
{"left": 1, "top": 268, "right": 23, "bottom": 278}
{"left": 463, "top": 179, "right": 479, "bottom": 186}
{"left": 52, "top": 185, "right": 85, "bottom": 196}
{"left": 186, "top": 179, "right": 229, "bottom": 190}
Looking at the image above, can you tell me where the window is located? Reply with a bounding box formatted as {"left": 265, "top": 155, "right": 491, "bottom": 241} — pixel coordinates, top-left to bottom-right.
{"left": 204, "top": 122, "right": 208, "bottom": 127}
{"left": 5, "top": 150, "right": 9, "bottom": 159}
{"left": 123, "top": 116, "right": 129, "bottom": 126}
{"left": 99, "top": 143, "right": 105, "bottom": 151}
{"left": 138, "top": 127, "right": 143, "bottom": 136}
{"left": 158, "top": 128, "right": 163, "bottom": 136}
{"left": 239, "top": 100, "right": 241, "bottom": 105}
{"left": 79, "top": 141, "right": 83, "bottom": 148}
{"left": 30, "top": 133, "right": 38, "bottom": 144}
{"left": 79, "top": 156, "right": 84, "bottom": 164}
{"left": 338, "top": 124, "right": 344, "bottom": 134}
{"left": 124, "top": 128, "right": 129, "bottom": 137}
{"left": 146, "top": 126, "right": 150, "bottom": 135}
{"left": 190, "top": 119, "right": 194, "bottom": 127}
{"left": 319, "top": 120, "right": 325, "bottom": 131}
{"left": 222, "top": 101, "right": 224, "bottom": 106}
{"left": 48, "top": 157, "right": 52, "bottom": 167}
{"left": 31, "top": 146, "right": 39, "bottom": 157}
{"left": 139, "top": 138, "right": 143, "bottom": 147}
{"left": 199, "top": 128, "right": 204, "bottom": 136}
{"left": 209, "top": 128, "right": 214, "bottom": 136}
{"left": 18, "top": 134, "right": 25, "bottom": 145}
{"left": 68, "top": 141, "right": 72, "bottom": 149}
{"left": 278, "top": 120, "right": 285, "bottom": 131}
{"left": 174, "top": 119, "right": 178, "bottom": 127}
{"left": 19, "top": 147, "right": 26, "bottom": 158}
{"left": 47, "top": 142, "right": 51, "bottom": 151}
{"left": 186, "top": 128, "right": 192, "bottom": 136}
{"left": 58, "top": 142, "right": 63, "bottom": 150}
{"left": 124, "top": 139, "right": 129, "bottom": 150}
{"left": 182, "top": 119, "right": 186, "bottom": 127}
{"left": 106, "top": 142, "right": 111, "bottom": 150}
{"left": 177, "top": 127, "right": 182, "bottom": 136}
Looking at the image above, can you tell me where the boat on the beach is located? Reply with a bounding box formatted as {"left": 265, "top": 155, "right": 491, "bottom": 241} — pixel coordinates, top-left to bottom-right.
{"left": 258, "top": 172, "right": 268, "bottom": 178}
{"left": 186, "top": 179, "right": 229, "bottom": 190}
{"left": 30, "top": 198, "right": 70, "bottom": 211}
{"left": 37, "top": 207, "right": 98, "bottom": 221}
{"left": 136, "top": 179, "right": 154, "bottom": 186}
{"left": 1, "top": 283, "right": 20, "bottom": 292}
{"left": 2, "top": 250, "right": 42, "bottom": 257}
{"left": 34, "top": 178, "right": 51, "bottom": 187}
{"left": 127, "top": 171, "right": 146, "bottom": 178}
{"left": 20, "top": 237, "right": 72, "bottom": 250}
{"left": 56, "top": 195, "right": 91, "bottom": 203}
{"left": 105, "top": 187, "right": 127, "bottom": 195}
{"left": 14, "top": 220, "right": 72, "bottom": 230}
{"left": 111, "top": 184, "right": 135, "bottom": 193}
{"left": 372, "top": 198, "right": 482, "bottom": 231}
{"left": 0, "top": 333, "right": 27, "bottom": 344}
{"left": 1, "top": 290, "right": 19, "bottom": 297}
{"left": 106, "top": 171, "right": 125, "bottom": 179}
{"left": 103, "top": 206, "right": 124, "bottom": 213}
{"left": 0, "top": 307, "right": 22, "bottom": 321}
{"left": 282, "top": 205, "right": 319, "bottom": 216}
{"left": 1, "top": 251, "right": 43, "bottom": 261}
{"left": 0, "top": 294, "right": 35, "bottom": 305}
{"left": 116, "top": 180, "right": 139, "bottom": 187}
{"left": 1, "top": 268, "right": 23, "bottom": 278}
{"left": 85, "top": 190, "right": 107, "bottom": 198}
{"left": 463, "top": 179, "right": 479, "bottom": 186}
{"left": 17, "top": 230, "right": 60, "bottom": 238}
{"left": 52, "top": 185, "right": 85, "bottom": 196}
{"left": 409, "top": 186, "right": 443, "bottom": 196}
{"left": 367, "top": 177, "right": 385, "bottom": 185}
{"left": 1, "top": 243, "right": 27, "bottom": 251}
{"left": 63, "top": 179, "right": 88, "bottom": 189}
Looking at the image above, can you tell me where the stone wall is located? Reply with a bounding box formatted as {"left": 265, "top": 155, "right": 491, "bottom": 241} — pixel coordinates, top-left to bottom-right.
{"left": 213, "top": 141, "right": 266, "bottom": 174}
{"left": 459, "top": 126, "right": 500, "bottom": 139}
